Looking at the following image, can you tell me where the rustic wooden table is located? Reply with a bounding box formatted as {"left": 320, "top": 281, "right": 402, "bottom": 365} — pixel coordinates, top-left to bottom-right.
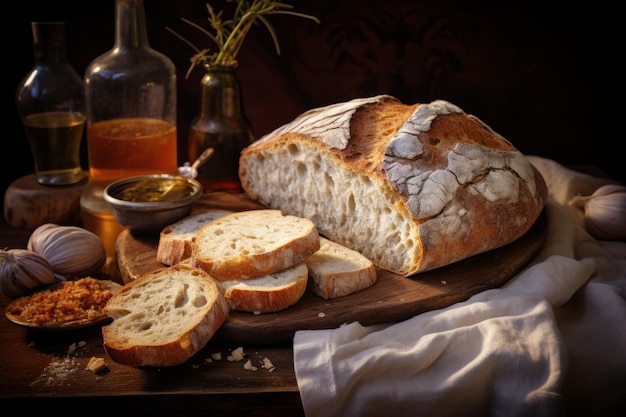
{"left": 0, "top": 190, "right": 546, "bottom": 416}
{"left": 0, "top": 216, "right": 304, "bottom": 417}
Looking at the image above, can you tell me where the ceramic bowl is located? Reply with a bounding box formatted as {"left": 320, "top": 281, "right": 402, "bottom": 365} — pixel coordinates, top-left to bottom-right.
{"left": 104, "top": 174, "right": 203, "bottom": 234}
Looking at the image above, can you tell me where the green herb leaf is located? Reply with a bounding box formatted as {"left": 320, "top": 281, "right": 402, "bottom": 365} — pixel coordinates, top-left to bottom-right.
{"left": 166, "top": 0, "right": 320, "bottom": 78}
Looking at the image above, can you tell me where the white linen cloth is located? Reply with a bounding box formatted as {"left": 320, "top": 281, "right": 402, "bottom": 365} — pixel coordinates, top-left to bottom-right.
{"left": 293, "top": 156, "right": 626, "bottom": 417}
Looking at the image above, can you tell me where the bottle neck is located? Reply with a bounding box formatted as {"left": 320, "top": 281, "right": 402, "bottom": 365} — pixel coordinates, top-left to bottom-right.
{"left": 34, "top": 41, "right": 68, "bottom": 65}
{"left": 199, "top": 66, "right": 245, "bottom": 119}
{"left": 31, "top": 21, "right": 68, "bottom": 66}
{"left": 114, "top": 0, "right": 149, "bottom": 49}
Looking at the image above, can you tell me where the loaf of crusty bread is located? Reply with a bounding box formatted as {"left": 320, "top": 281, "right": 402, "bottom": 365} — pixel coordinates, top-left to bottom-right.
{"left": 191, "top": 209, "right": 320, "bottom": 281}
{"left": 157, "top": 209, "right": 232, "bottom": 266}
{"left": 102, "top": 264, "right": 229, "bottom": 367}
{"left": 305, "top": 237, "right": 377, "bottom": 299}
{"left": 239, "top": 95, "right": 547, "bottom": 276}
{"left": 217, "top": 262, "right": 309, "bottom": 313}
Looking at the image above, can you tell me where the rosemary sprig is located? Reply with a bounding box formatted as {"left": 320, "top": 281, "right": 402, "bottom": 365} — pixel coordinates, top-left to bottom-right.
{"left": 166, "top": 0, "right": 320, "bottom": 78}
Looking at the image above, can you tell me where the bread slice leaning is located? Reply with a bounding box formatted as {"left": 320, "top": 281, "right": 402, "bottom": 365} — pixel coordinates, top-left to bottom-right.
{"left": 191, "top": 209, "right": 320, "bottom": 281}
{"left": 217, "top": 262, "right": 309, "bottom": 313}
{"left": 157, "top": 209, "right": 232, "bottom": 266}
{"left": 102, "top": 264, "right": 229, "bottom": 367}
{"left": 305, "top": 237, "right": 377, "bottom": 299}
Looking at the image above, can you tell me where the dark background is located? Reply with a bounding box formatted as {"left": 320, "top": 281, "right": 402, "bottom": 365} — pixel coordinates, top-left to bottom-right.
{"left": 3, "top": 0, "right": 622, "bottom": 217}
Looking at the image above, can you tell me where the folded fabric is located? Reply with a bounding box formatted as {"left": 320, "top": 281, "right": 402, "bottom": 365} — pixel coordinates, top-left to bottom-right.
{"left": 293, "top": 156, "right": 626, "bottom": 417}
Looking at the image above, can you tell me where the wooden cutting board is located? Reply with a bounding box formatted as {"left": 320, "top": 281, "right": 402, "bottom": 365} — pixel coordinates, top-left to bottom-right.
{"left": 116, "top": 192, "right": 547, "bottom": 344}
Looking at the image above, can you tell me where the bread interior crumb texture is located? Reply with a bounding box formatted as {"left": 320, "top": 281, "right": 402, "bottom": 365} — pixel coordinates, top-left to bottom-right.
{"left": 243, "top": 142, "right": 417, "bottom": 273}
{"left": 105, "top": 272, "right": 211, "bottom": 345}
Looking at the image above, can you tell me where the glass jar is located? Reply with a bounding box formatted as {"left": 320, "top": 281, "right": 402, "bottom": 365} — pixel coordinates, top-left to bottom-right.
{"left": 81, "top": 0, "right": 178, "bottom": 257}
{"left": 15, "top": 21, "right": 85, "bottom": 186}
{"left": 188, "top": 64, "right": 254, "bottom": 193}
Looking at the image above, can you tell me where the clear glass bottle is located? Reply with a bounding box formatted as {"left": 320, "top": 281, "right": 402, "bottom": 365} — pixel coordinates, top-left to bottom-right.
{"left": 81, "top": 0, "right": 178, "bottom": 257}
{"left": 188, "top": 64, "right": 254, "bottom": 193}
{"left": 16, "top": 21, "right": 85, "bottom": 186}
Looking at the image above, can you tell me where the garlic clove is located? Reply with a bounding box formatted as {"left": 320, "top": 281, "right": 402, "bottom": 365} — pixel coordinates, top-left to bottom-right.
{"left": 0, "top": 249, "right": 57, "bottom": 299}
{"left": 569, "top": 184, "right": 626, "bottom": 242}
{"left": 27, "top": 224, "right": 107, "bottom": 277}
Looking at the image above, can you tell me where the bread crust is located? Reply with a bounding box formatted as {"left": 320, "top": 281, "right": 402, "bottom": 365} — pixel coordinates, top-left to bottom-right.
{"left": 305, "top": 237, "right": 377, "bottom": 299}
{"left": 217, "top": 262, "right": 309, "bottom": 313}
{"left": 102, "top": 264, "right": 229, "bottom": 367}
{"left": 191, "top": 210, "right": 321, "bottom": 280}
{"left": 239, "top": 96, "right": 547, "bottom": 276}
{"left": 157, "top": 209, "right": 232, "bottom": 266}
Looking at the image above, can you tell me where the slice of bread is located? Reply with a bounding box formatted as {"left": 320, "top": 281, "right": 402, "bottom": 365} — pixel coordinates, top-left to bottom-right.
{"left": 157, "top": 209, "right": 232, "bottom": 266}
{"left": 191, "top": 209, "right": 320, "bottom": 281}
{"left": 102, "top": 264, "right": 229, "bottom": 367}
{"left": 305, "top": 237, "right": 377, "bottom": 299}
{"left": 217, "top": 262, "right": 309, "bottom": 313}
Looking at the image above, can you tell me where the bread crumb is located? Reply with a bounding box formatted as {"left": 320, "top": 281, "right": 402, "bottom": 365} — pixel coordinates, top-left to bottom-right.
{"left": 85, "top": 356, "right": 107, "bottom": 374}
{"left": 318, "top": 312, "right": 326, "bottom": 318}
{"left": 191, "top": 364, "right": 200, "bottom": 369}
{"left": 227, "top": 347, "right": 245, "bottom": 361}
{"left": 262, "top": 357, "right": 275, "bottom": 372}
{"left": 6, "top": 277, "right": 113, "bottom": 326}
{"left": 441, "top": 280, "right": 447, "bottom": 285}
{"left": 211, "top": 352, "right": 222, "bottom": 361}
{"left": 68, "top": 340, "right": 87, "bottom": 355}
{"left": 243, "top": 359, "right": 258, "bottom": 371}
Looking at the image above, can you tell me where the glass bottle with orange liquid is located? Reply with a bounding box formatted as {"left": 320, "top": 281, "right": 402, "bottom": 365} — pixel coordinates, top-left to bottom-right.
{"left": 81, "top": 0, "right": 177, "bottom": 262}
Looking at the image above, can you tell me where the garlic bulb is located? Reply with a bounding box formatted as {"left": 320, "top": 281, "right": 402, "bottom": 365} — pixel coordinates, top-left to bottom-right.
{"left": 27, "top": 223, "right": 107, "bottom": 277}
{"left": 569, "top": 184, "right": 626, "bottom": 242}
{"left": 0, "top": 249, "right": 57, "bottom": 299}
